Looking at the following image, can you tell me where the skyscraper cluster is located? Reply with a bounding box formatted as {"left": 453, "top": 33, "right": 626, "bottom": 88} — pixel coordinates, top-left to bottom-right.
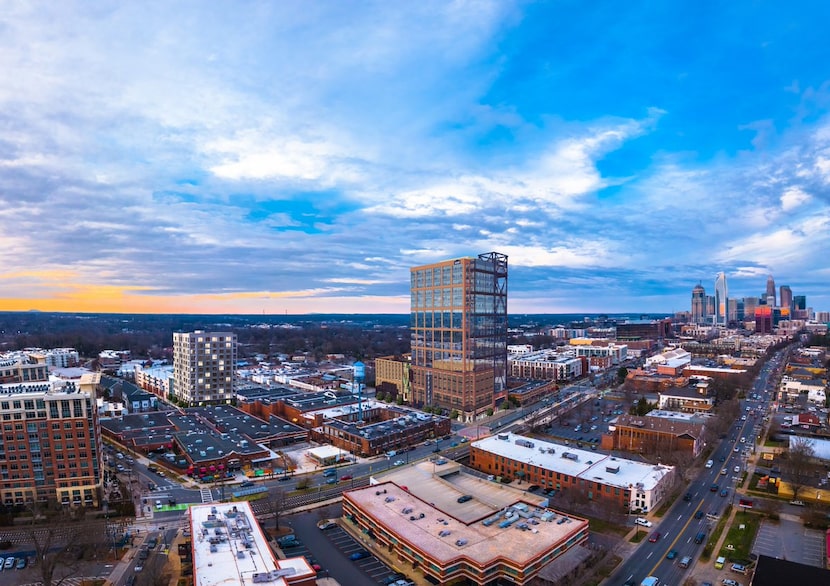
{"left": 690, "top": 273, "right": 807, "bottom": 330}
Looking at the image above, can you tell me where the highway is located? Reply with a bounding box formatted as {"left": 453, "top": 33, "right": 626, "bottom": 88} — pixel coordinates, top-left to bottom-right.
{"left": 607, "top": 351, "right": 784, "bottom": 586}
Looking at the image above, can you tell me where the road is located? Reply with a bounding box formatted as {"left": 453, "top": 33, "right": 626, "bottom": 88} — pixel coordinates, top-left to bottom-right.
{"left": 607, "top": 350, "right": 785, "bottom": 586}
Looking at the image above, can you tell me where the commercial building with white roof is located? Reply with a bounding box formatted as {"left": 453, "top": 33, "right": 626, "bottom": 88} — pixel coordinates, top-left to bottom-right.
{"left": 470, "top": 432, "right": 675, "bottom": 513}
{"left": 190, "top": 501, "right": 315, "bottom": 586}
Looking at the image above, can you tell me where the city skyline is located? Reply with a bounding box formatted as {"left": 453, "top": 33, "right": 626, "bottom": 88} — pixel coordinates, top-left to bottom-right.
{"left": 1, "top": 2, "right": 830, "bottom": 315}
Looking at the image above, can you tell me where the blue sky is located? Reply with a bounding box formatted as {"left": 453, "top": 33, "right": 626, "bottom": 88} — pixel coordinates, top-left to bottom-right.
{"left": 1, "top": 1, "right": 829, "bottom": 314}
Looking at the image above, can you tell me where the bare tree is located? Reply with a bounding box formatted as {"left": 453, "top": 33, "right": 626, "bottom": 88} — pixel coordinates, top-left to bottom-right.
{"left": 262, "top": 487, "right": 287, "bottom": 531}
{"left": 28, "top": 514, "right": 108, "bottom": 586}
{"left": 785, "top": 436, "right": 816, "bottom": 500}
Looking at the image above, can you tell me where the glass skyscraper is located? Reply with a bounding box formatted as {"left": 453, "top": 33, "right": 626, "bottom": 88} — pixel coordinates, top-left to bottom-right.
{"left": 410, "top": 252, "right": 507, "bottom": 421}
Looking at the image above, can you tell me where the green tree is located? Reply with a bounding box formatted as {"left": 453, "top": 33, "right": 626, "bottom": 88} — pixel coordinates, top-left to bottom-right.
{"left": 616, "top": 366, "right": 629, "bottom": 385}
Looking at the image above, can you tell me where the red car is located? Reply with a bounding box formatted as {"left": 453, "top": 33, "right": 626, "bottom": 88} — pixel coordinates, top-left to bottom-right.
{"left": 648, "top": 532, "right": 661, "bottom": 543}
{"left": 340, "top": 475, "right": 352, "bottom": 481}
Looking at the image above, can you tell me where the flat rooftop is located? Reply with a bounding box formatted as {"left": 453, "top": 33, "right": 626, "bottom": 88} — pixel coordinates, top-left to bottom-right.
{"left": 190, "top": 501, "right": 313, "bottom": 586}
{"left": 346, "top": 479, "right": 586, "bottom": 568}
{"left": 472, "top": 432, "right": 673, "bottom": 491}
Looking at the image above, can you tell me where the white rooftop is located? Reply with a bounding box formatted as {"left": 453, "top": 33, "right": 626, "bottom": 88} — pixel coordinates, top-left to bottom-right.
{"left": 472, "top": 432, "right": 673, "bottom": 491}
{"left": 190, "top": 501, "right": 313, "bottom": 586}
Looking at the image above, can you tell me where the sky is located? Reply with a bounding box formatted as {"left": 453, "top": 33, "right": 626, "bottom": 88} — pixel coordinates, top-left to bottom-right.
{"left": 1, "top": 1, "right": 829, "bottom": 315}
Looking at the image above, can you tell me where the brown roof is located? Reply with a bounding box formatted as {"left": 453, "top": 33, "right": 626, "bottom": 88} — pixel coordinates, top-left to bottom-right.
{"left": 614, "top": 414, "right": 703, "bottom": 438}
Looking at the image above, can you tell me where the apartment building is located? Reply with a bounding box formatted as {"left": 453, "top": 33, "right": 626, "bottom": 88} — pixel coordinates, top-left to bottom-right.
{"left": 0, "top": 378, "right": 103, "bottom": 507}
{"left": 173, "top": 331, "right": 237, "bottom": 406}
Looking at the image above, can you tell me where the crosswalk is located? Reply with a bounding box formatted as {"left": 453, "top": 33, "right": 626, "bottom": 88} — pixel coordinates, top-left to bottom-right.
{"left": 199, "top": 487, "right": 214, "bottom": 503}
{"left": 21, "top": 576, "right": 108, "bottom": 586}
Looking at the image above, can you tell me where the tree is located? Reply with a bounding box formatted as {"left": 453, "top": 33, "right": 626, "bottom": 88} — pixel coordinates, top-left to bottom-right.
{"left": 27, "top": 511, "right": 109, "bottom": 586}
{"left": 616, "top": 366, "right": 629, "bottom": 385}
{"left": 262, "top": 487, "right": 287, "bottom": 531}
{"left": 449, "top": 410, "right": 459, "bottom": 420}
{"left": 785, "top": 436, "right": 816, "bottom": 500}
{"left": 485, "top": 407, "right": 494, "bottom": 417}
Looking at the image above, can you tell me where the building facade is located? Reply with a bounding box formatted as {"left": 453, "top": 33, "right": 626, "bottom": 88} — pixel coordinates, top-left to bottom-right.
{"left": 714, "top": 272, "right": 728, "bottom": 326}
{"left": 374, "top": 355, "right": 411, "bottom": 403}
{"left": 173, "top": 331, "right": 237, "bottom": 406}
{"left": 410, "top": 252, "right": 508, "bottom": 421}
{"left": 0, "top": 382, "right": 103, "bottom": 507}
{"left": 469, "top": 433, "right": 675, "bottom": 513}
{"left": 691, "top": 283, "right": 707, "bottom": 323}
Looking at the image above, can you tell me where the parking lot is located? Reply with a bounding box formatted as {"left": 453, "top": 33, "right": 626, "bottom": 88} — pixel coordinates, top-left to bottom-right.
{"left": 753, "top": 517, "right": 826, "bottom": 568}
{"left": 322, "top": 524, "right": 404, "bottom": 584}
{"left": 539, "top": 395, "right": 625, "bottom": 448}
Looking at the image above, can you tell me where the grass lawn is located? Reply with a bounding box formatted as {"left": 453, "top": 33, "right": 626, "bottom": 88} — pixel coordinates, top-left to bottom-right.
{"left": 629, "top": 531, "right": 646, "bottom": 543}
{"left": 701, "top": 504, "right": 732, "bottom": 562}
{"left": 718, "top": 510, "right": 762, "bottom": 562}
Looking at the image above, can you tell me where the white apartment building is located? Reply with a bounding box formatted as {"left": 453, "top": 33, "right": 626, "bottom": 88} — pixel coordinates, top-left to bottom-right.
{"left": 173, "top": 331, "right": 237, "bottom": 406}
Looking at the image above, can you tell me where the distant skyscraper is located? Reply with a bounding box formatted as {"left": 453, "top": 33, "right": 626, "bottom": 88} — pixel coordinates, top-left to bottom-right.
{"left": 173, "top": 330, "right": 237, "bottom": 405}
{"left": 714, "top": 272, "right": 728, "bottom": 326}
{"left": 755, "top": 305, "right": 773, "bottom": 334}
{"left": 691, "top": 283, "right": 706, "bottom": 323}
{"left": 779, "top": 285, "right": 793, "bottom": 316}
{"left": 765, "top": 275, "right": 776, "bottom": 307}
{"left": 410, "top": 252, "right": 508, "bottom": 421}
{"left": 743, "top": 296, "right": 758, "bottom": 323}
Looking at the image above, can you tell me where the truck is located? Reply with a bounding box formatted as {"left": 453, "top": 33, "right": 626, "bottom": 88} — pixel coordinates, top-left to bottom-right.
{"left": 640, "top": 577, "right": 659, "bottom": 586}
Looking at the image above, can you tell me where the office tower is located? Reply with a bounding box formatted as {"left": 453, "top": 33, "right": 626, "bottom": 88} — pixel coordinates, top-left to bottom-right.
{"left": 714, "top": 272, "right": 728, "bottom": 326}
{"left": 742, "top": 297, "right": 758, "bottom": 323}
{"left": 0, "top": 380, "right": 102, "bottom": 507}
{"left": 736, "top": 299, "right": 745, "bottom": 322}
{"left": 765, "top": 275, "right": 776, "bottom": 307}
{"left": 691, "top": 283, "right": 706, "bottom": 323}
{"left": 173, "top": 331, "right": 237, "bottom": 406}
{"left": 410, "top": 252, "right": 508, "bottom": 421}
{"left": 727, "top": 298, "right": 738, "bottom": 322}
{"left": 705, "top": 295, "right": 715, "bottom": 318}
{"left": 793, "top": 295, "right": 808, "bottom": 320}
{"left": 755, "top": 306, "right": 773, "bottom": 334}
{"left": 779, "top": 285, "right": 793, "bottom": 316}
{"left": 794, "top": 295, "right": 806, "bottom": 310}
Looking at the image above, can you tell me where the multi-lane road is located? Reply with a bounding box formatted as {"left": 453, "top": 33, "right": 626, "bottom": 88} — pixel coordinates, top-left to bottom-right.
{"left": 608, "top": 352, "right": 785, "bottom": 586}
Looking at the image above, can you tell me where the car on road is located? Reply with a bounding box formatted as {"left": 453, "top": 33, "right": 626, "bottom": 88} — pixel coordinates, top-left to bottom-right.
{"left": 325, "top": 477, "right": 338, "bottom": 484}
{"left": 695, "top": 510, "right": 705, "bottom": 519}
{"left": 339, "top": 474, "right": 352, "bottom": 481}
{"left": 789, "top": 500, "right": 805, "bottom": 506}
{"left": 722, "top": 580, "right": 740, "bottom": 586}
{"left": 648, "top": 531, "right": 661, "bottom": 542}
{"left": 322, "top": 469, "right": 337, "bottom": 477}
{"left": 734, "top": 466, "right": 740, "bottom": 473}
{"left": 393, "top": 460, "right": 404, "bottom": 466}
{"left": 683, "top": 492, "right": 692, "bottom": 501}
{"left": 155, "top": 499, "right": 163, "bottom": 509}
{"left": 720, "top": 489, "right": 729, "bottom": 497}
{"left": 349, "top": 549, "right": 370, "bottom": 561}
{"left": 721, "top": 468, "right": 728, "bottom": 475}
{"left": 240, "top": 480, "right": 255, "bottom": 488}
{"left": 666, "top": 549, "right": 678, "bottom": 559}
{"left": 134, "top": 563, "right": 143, "bottom": 572}
{"left": 710, "top": 483, "right": 719, "bottom": 492}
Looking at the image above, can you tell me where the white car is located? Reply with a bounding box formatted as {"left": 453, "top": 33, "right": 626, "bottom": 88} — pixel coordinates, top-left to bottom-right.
{"left": 734, "top": 466, "right": 740, "bottom": 473}
{"left": 634, "top": 518, "right": 652, "bottom": 528}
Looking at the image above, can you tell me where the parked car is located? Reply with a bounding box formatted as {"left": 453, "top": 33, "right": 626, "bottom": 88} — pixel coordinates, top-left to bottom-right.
{"left": 240, "top": 480, "right": 255, "bottom": 488}
{"left": 3, "top": 557, "right": 14, "bottom": 569}
{"left": 634, "top": 518, "right": 652, "bottom": 528}
{"left": 349, "top": 549, "right": 370, "bottom": 561}
{"left": 316, "top": 519, "right": 337, "bottom": 530}
{"left": 457, "top": 495, "right": 473, "bottom": 503}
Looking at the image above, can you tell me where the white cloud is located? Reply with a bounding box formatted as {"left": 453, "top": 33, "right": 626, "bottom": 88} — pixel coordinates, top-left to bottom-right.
{"left": 780, "top": 187, "right": 811, "bottom": 211}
